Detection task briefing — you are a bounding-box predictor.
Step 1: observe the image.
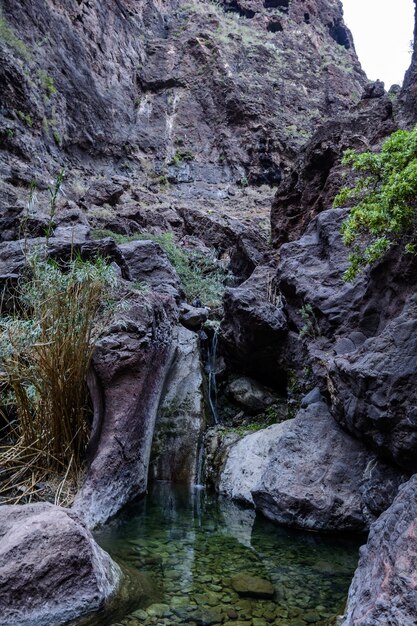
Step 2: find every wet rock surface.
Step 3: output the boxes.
[0,503,121,626]
[342,474,417,626]
[231,574,275,599]
[221,402,407,531]
[150,326,205,485]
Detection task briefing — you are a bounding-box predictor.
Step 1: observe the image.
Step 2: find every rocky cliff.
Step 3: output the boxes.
[0,0,365,229]
[1,1,417,625]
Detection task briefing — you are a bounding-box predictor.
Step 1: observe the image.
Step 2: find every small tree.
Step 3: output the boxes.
[333,126,417,281]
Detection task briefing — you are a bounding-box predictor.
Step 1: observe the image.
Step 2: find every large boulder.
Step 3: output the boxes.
[0,503,121,626]
[119,240,183,301]
[342,474,417,626]
[73,292,177,528]
[328,294,417,474]
[220,402,407,531]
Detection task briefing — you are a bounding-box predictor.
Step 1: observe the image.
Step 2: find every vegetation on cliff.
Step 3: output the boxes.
[334,126,417,280]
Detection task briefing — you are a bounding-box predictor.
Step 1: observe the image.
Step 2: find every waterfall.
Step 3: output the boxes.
[194,432,205,491]
[207,327,220,424]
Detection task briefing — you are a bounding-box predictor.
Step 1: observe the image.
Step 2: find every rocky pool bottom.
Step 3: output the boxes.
[79,484,362,626]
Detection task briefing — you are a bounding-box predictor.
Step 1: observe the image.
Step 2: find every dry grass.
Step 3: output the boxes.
[0,254,116,505]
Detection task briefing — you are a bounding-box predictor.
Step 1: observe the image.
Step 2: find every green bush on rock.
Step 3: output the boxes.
[334,125,417,280]
[92,229,227,307]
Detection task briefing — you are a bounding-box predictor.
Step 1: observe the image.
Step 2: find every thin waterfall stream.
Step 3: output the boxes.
[207,327,220,425]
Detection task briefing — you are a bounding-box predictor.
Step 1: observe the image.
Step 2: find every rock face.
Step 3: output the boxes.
[0,503,121,626]
[220,402,407,531]
[0,0,365,192]
[342,475,417,626]
[73,292,177,528]
[220,265,287,389]
[328,293,417,474]
[150,326,205,485]
[400,0,417,123]
[270,85,396,247]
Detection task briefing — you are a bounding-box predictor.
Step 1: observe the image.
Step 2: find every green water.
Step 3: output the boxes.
[86,483,362,626]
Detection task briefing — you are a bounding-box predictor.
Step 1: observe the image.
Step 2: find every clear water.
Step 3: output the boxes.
[82,483,362,626]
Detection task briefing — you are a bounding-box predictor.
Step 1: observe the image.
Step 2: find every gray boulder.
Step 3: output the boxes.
[342,475,417,626]
[0,503,121,626]
[220,402,407,531]
[119,239,182,300]
[227,376,278,414]
[328,295,417,473]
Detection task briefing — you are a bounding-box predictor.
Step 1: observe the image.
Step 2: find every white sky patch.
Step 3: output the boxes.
[341,0,414,88]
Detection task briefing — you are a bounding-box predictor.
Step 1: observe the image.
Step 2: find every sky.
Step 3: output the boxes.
[341,0,414,87]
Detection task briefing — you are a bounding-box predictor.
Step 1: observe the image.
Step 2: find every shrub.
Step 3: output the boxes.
[0,255,116,504]
[92,229,227,307]
[0,10,31,60]
[334,126,417,280]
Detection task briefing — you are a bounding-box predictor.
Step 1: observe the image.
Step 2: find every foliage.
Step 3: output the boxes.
[0,255,117,504]
[92,229,227,307]
[38,70,57,98]
[0,10,31,60]
[333,126,417,280]
[169,149,194,166]
[298,303,320,339]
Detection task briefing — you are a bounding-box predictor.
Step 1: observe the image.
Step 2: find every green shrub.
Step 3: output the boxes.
[0,255,116,504]
[38,70,57,97]
[92,229,227,307]
[169,149,194,165]
[334,126,417,280]
[0,11,31,60]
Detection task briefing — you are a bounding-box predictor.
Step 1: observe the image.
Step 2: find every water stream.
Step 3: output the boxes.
[82,484,362,626]
[207,328,220,424]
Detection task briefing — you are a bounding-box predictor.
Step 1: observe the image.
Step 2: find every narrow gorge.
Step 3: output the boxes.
[0,1,416,625]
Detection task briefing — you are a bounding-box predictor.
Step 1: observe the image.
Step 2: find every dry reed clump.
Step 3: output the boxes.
[0,254,116,506]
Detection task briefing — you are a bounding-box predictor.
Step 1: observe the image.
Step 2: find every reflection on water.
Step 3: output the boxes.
[80,483,361,626]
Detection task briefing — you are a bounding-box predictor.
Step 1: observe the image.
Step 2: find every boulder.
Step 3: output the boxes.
[230,574,274,599]
[328,294,417,473]
[82,180,124,207]
[180,303,209,330]
[342,475,417,626]
[227,376,277,414]
[73,292,177,527]
[220,402,407,531]
[0,237,130,278]
[119,239,182,301]
[0,503,121,626]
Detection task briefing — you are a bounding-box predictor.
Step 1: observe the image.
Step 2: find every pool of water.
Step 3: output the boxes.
[82,483,362,626]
